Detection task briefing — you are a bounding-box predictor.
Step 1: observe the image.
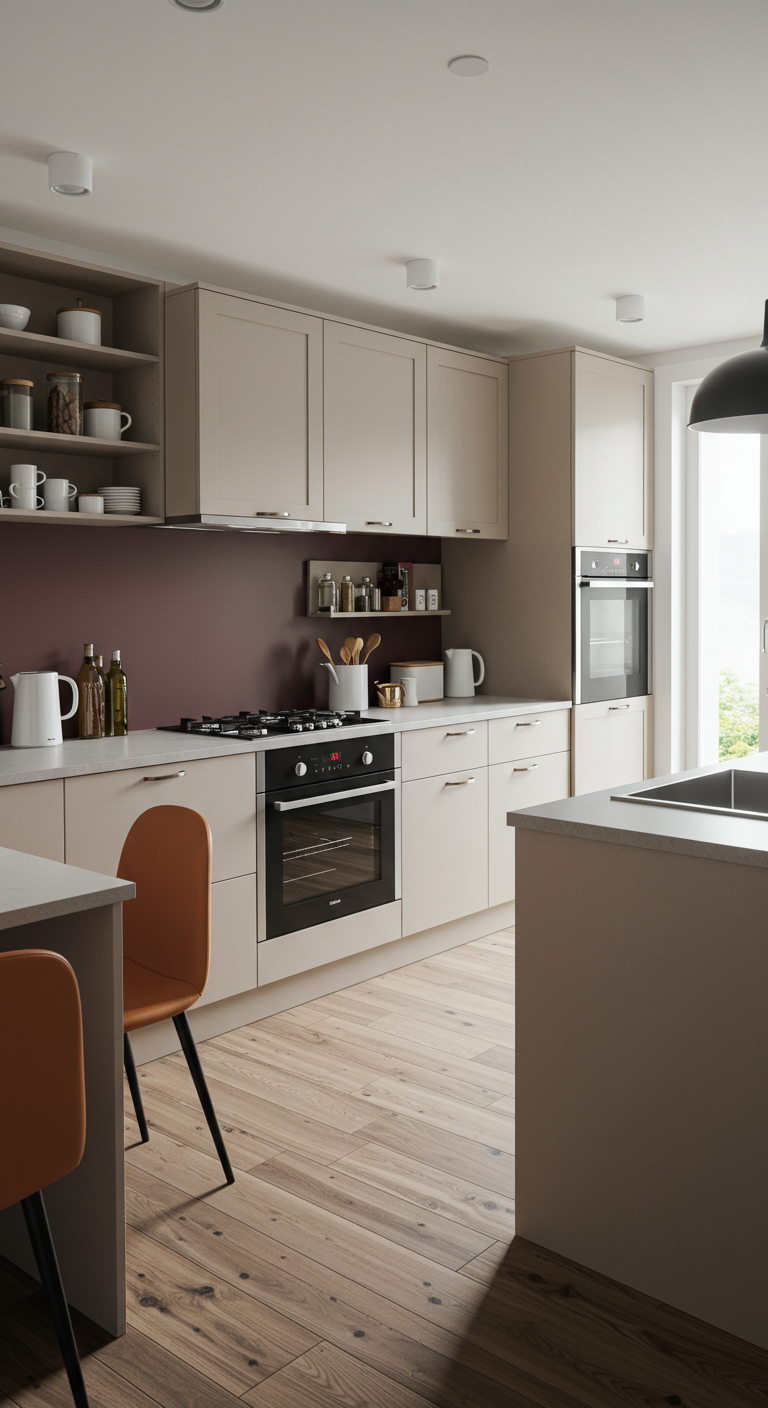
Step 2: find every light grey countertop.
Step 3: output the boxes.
[0,846,134,930]
[0,697,571,786]
[509,752,768,870]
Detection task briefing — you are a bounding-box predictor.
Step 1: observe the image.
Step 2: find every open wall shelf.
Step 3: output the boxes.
[307,559,445,616]
[0,325,159,373]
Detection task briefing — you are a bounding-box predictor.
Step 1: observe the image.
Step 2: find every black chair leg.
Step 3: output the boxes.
[123,1032,149,1143]
[173,1010,234,1184]
[21,1190,90,1408]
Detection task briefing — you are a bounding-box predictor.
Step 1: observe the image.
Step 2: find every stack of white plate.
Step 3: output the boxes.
[96,486,141,516]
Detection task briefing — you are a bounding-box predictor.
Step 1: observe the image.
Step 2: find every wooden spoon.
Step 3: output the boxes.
[361,632,381,664]
[340,645,352,665]
[316,637,334,666]
[344,636,358,659]
[352,637,364,665]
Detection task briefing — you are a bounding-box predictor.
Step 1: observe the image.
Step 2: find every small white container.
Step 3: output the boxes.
[57,304,102,345]
[322,663,369,712]
[414,588,426,611]
[83,402,132,440]
[400,674,419,706]
[389,661,443,701]
[427,588,439,611]
[0,304,30,330]
[78,494,104,514]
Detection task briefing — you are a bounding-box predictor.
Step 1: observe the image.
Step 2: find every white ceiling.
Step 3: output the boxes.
[2,0,767,358]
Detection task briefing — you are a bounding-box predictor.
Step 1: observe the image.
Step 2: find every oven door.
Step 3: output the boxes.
[264,771,397,939]
[575,580,653,704]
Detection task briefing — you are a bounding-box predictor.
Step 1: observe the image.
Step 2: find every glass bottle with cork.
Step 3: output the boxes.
[76,644,104,739]
[107,650,128,736]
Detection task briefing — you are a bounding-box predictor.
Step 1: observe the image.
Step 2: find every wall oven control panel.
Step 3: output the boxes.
[578,549,650,579]
[265,733,395,792]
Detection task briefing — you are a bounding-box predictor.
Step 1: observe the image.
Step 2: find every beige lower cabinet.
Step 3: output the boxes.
[572,696,653,796]
[198,874,258,1007]
[489,751,570,907]
[0,779,64,862]
[401,766,488,937]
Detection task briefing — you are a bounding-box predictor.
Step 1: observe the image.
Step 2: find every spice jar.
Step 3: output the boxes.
[340,575,355,612]
[47,371,83,435]
[317,572,338,613]
[355,577,372,612]
[0,379,33,431]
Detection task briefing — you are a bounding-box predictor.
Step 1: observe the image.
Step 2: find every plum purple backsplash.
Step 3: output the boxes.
[0,524,442,741]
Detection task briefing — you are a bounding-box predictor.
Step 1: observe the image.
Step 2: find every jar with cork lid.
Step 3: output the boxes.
[0,379,33,430]
[47,371,83,435]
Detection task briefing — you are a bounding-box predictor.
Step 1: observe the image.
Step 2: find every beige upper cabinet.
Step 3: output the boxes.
[573,353,653,550]
[426,347,508,539]
[323,322,426,535]
[165,286,323,521]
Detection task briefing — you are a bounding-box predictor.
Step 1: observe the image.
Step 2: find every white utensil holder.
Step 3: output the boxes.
[322,662,369,711]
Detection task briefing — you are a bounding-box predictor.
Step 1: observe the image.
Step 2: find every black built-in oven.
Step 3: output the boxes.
[263,733,397,940]
[574,549,653,704]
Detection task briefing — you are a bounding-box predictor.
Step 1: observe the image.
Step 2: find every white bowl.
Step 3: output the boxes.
[0,304,31,331]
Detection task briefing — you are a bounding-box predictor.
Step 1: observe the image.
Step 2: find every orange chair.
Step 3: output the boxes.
[0,949,89,1408]
[118,805,234,1184]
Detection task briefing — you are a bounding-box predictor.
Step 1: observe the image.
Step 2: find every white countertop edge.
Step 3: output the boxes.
[0,846,135,930]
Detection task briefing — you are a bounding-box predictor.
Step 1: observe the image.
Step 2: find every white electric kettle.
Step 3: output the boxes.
[444,648,485,698]
[10,671,78,748]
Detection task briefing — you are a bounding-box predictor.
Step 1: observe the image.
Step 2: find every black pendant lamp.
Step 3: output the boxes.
[688,300,768,432]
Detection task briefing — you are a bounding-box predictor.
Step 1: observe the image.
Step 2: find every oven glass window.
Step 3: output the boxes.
[589,597,640,680]
[281,797,381,907]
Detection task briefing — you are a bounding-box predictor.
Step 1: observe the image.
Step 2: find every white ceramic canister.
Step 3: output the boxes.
[322,663,369,712]
[83,402,132,440]
[78,494,104,514]
[400,674,419,706]
[57,304,102,345]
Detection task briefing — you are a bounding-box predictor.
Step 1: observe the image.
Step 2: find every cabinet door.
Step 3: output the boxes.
[64,754,256,882]
[489,751,570,907]
[0,780,64,862]
[572,696,653,796]
[401,767,488,936]
[197,290,323,520]
[426,348,508,539]
[573,353,653,550]
[198,874,258,1007]
[323,322,426,534]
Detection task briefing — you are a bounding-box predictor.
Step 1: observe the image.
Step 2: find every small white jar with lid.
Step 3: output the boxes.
[57,302,102,346]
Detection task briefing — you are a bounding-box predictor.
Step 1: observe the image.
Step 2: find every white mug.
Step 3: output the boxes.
[400,674,419,706]
[78,494,105,514]
[43,478,77,513]
[10,464,45,510]
[83,405,132,441]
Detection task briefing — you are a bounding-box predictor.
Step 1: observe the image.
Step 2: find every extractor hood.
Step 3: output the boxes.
[161,514,346,534]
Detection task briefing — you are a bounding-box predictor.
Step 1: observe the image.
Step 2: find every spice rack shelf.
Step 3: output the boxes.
[307,558,444,616]
[0,507,162,527]
[0,427,160,457]
[0,326,158,373]
[309,609,450,618]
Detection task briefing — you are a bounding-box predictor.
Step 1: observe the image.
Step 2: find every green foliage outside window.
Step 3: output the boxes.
[719,668,759,759]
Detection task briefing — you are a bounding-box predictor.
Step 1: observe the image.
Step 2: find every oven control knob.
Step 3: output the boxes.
[294,761,307,777]
[362,750,373,765]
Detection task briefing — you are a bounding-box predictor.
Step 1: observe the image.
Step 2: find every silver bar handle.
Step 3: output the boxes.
[445,777,475,786]
[446,729,476,736]
[143,770,186,781]
[608,705,631,711]
[365,520,393,527]
[455,528,481,534]
[256,511,290,518]
[274,779,396,812]
[579,579,654,589]
[763,620,768,652]
[607,538,629,544]
[515,720,541,727]
[513,764,539,772]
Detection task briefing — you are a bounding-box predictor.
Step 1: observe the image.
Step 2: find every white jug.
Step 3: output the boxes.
[11,671,78,748]
[321,662,369,712]
[444,648,485,698]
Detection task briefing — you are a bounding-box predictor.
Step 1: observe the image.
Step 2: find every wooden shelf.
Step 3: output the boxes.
[0,427,159,457]
[0,508,162,527]
[310,609,450,618]
[0,325,158,373]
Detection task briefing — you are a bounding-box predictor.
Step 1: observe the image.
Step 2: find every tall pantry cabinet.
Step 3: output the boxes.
[443,345,654,795]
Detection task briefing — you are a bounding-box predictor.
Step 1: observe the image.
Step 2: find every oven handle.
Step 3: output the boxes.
[273,780,397,812]
[578,579,654,589]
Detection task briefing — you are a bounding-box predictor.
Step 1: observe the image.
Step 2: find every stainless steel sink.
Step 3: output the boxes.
[614,768,768,820]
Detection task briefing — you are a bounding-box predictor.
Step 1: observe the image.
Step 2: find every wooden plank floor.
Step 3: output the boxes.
[2,927,768,1406]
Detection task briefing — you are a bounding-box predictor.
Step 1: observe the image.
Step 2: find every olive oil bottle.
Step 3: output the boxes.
[107,650,128,736]
[77,644,104,739]
[96,655,110,736]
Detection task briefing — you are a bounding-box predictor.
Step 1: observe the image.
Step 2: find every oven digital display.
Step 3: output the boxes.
[330,751,340,761]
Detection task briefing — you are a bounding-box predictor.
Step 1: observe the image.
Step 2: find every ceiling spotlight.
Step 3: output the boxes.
[168,0,223,9]
[48,152,92,196]
[448,55,489,77]
[616,294,645,323]
[406,259,439,291]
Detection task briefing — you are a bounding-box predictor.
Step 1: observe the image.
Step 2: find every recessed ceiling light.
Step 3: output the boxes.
[448,55,489,78]
[168,0,223,10]
[406,259,439,290]
[615,294,645,323]
[48,152,92,196]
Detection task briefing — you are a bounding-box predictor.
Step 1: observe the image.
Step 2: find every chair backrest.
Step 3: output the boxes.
[0,949,86,1211]
[117,805,212,997]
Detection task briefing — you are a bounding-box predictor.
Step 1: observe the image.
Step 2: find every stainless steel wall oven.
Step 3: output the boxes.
[260,733,398,941]
[574,549,653,704]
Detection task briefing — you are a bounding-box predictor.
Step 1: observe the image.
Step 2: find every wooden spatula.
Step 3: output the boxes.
[352,637,364,665]
[361,632,381,664]
[316,638,334,666]
[340,645,352,665]
[344,636,357,658]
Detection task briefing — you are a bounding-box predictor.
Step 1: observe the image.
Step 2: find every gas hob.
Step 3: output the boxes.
[159,709,369,740]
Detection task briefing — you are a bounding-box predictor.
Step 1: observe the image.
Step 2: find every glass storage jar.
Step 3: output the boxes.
[355,577,372,612]
[47,371,83,435]
[317,572,338,613]
[340,575,355,612]
[0,379,33,430]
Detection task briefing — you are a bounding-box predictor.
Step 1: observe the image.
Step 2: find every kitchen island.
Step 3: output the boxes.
[0,848,134,1337]
[509,754,768,1351]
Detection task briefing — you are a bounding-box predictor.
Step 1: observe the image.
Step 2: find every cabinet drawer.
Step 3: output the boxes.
[489,709,570,765]
[0,779,64,862]
[401,720,488,781]
[65,754,256,883]
[489,751,570,908]
[572,696,652,796]
[401,767,488,936]
[197,873,257,1008]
